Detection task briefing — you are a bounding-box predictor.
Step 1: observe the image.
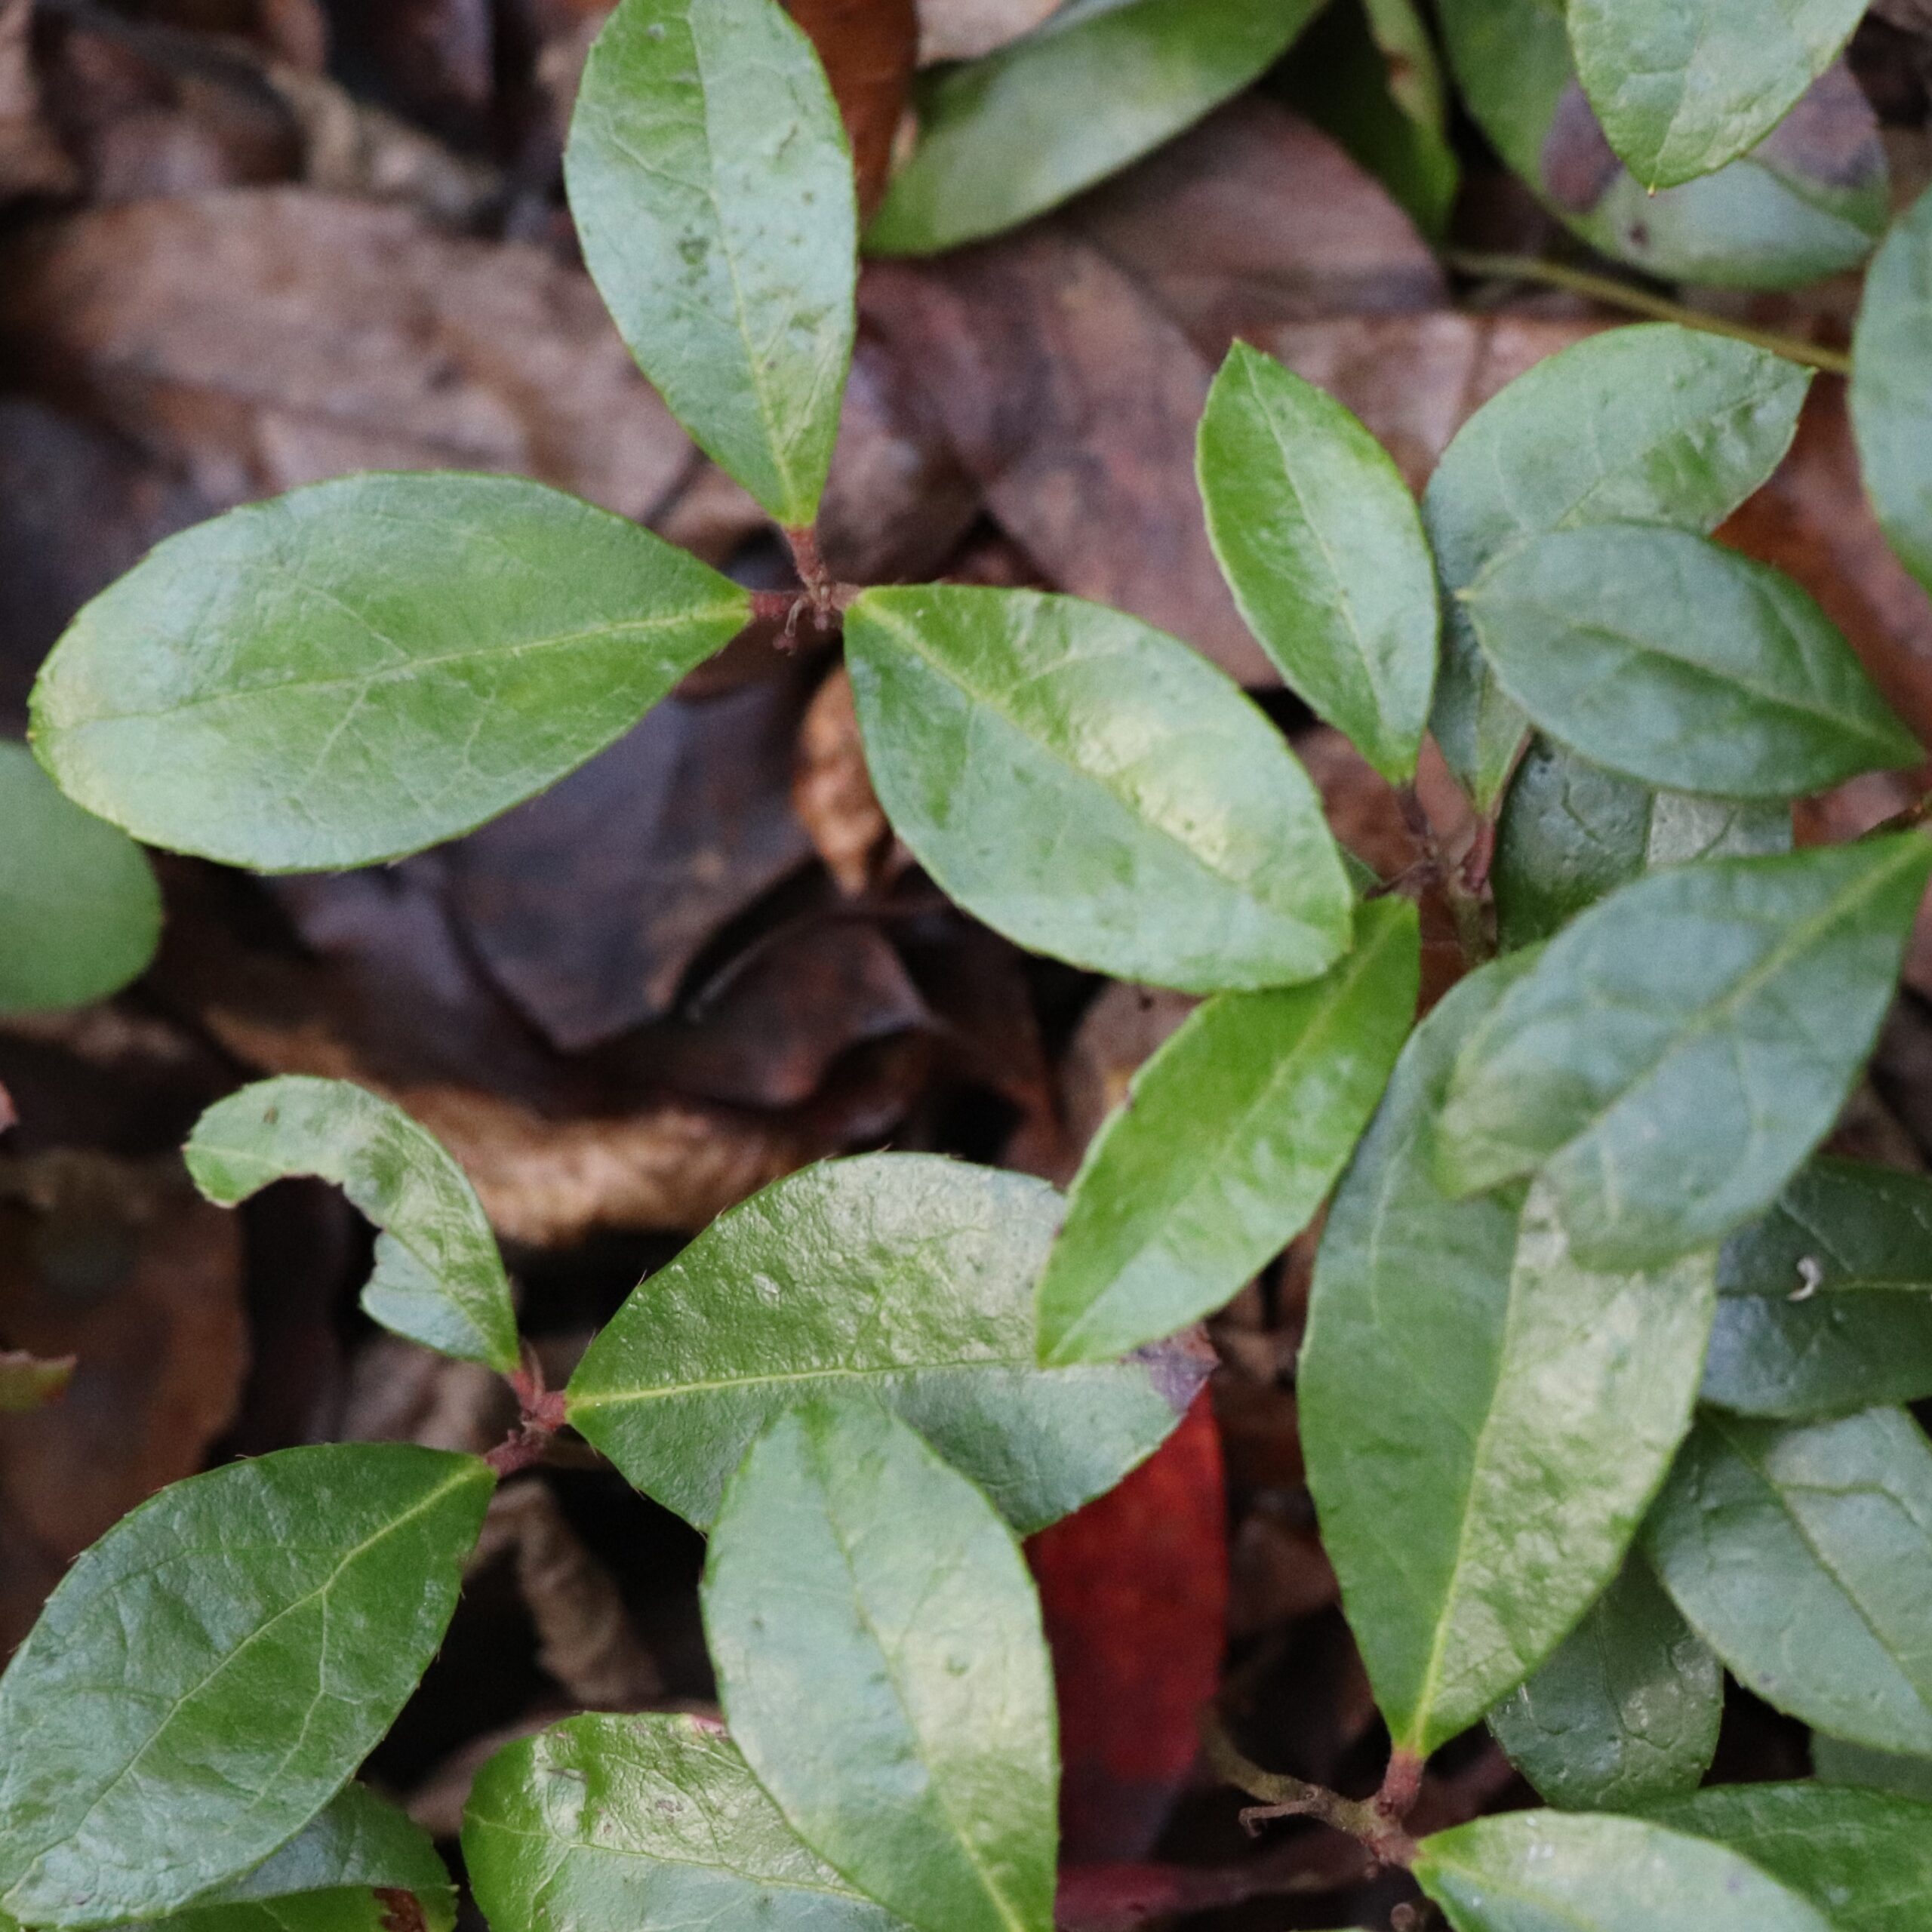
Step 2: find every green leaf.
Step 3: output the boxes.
[1814,1734,1932,1804]
[1415,1810,1833,1932]
[1197,343,1438,783]
[1706,1158,1932,1418]
[703,1400,1056,1932]
[463,1712,903,1932]
[1037,897,1418,1367]
[29,474,749,873]
[844,584,1352,992]
[0,740,159,1014]
[1648,1781,1932,1932]
[567,1152,1192,1533]
[565,0,856,525]
[0,1444,494,1927]
[185,1076,518,1374]
[1487,1554,1722,1812]
[1647,1408,1932,1753]
[866,0,1325,256]
[1435,836,1932,1271]
[1568,0,1866,192]
[1423,325,1811,808]
[1300,957,1718,1757]
[0,1350,75,1413]
[1852,182,1932,595]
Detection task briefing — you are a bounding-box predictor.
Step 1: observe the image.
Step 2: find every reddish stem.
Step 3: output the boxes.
[487,1351,568,1476]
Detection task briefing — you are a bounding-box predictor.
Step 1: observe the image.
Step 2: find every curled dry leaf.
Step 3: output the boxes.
[795,667,891,896]
[786,0,918,217]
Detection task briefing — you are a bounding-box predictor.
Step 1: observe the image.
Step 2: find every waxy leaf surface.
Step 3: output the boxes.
[568,1153,1188,1532]
[844,585,1352,992]
[1436,837,1932,1270]
[186,1076,518,1371]
[1813,1734,1932,1802]
[1648,1408,1932,1753]
[0,1444,493,1926]
[704,1401,1057,1932]
[566,0,857,524]
[29,474,749,872]
[1853,181,1932,594]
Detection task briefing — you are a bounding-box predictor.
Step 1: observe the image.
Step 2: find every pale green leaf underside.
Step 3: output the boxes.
[1852,180,1932,595]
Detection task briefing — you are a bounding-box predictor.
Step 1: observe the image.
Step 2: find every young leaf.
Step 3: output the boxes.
[1414,1810,1832,1932]
[703,1400,1057,1932]
[1299,958,1717,1758]
[1852,182,1932,594]
[0,1349,75,1413]
[1706,1158,1932,1418]
[186,1076,518,1373]
[0,740,159,1014]
[0,1444,494,1927]
[1487,1555,1722,1813]
[843,585,1352,992]
[1423,325,1811,808]
[1197,343,1438,783]
[866,0,1325,256]
[1814,1734,1932,1804]
[567,1153,1192,1533]
[1036,897,1419,1367]
[464,1713,903,1932]
[29,474,749,872]
[565,0,857,525]
[1647,1408,1932,1753]
[1647,1781,1932,1932]
[1435,836,1932,1270]
[1568,0,1866,192]
[1464,525,1918,800]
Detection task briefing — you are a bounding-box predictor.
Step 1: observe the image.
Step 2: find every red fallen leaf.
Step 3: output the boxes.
[1029,1389,1229,1863]
[785,0,917,219]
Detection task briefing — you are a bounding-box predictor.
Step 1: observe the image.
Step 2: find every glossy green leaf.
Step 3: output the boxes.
[464,1712,903,1932]
[1423,325,1811,808]
[1647,1408,1932,1753]
[186,1076,517,1372]
[866,0,1324,256]
[1415,1810,1832,1932]
[0,1350,75,1413]
[29,474,749,872]
[1197,343,1438,782]
[1439,0,1886,291]
[1650,1781,1932,1932]
[704,1400,1056,1932]
[844,584,1352,992]
[568,1153,1191,1533]
[1814,1734,1932,1803]
[1465,525,1917,801]
[1038,897,1417,1367]
[0,740,159,1014]
[1569,0,1866,191]
[1300,957,1717,1757]
[0,1444,494,1927]
[1487,1555,1722,1812]
[1852,182,1932,594]
[1435,836,1932,1270]
[565,0,855,525]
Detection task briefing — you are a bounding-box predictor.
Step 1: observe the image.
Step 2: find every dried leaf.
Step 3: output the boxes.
[915,0,1057,64]
[795,667,890,895]
[787,0,918,217]
[0,0,79,201]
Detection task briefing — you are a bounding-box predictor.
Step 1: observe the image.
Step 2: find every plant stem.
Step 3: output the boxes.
[1204,1720,1419,1868]
[1444,249,1854,377]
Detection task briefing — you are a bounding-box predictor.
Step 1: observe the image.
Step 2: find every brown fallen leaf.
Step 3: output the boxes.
[786,0,918,218]
[915,0,1056,64]
[795,666,890,896]
[0,0,79,202]
[328,0,495,137]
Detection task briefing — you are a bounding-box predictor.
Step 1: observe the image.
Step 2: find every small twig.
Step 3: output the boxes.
[486,1349,570,1478]
[1444,249,1853,376]
[1397,784,1496,965]
[1867,792,1932,836]
[1203,1720,1418,1869]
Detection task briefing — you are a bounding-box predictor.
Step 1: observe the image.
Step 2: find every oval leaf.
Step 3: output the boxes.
[1465,525,1918,801]
[1435,835,1932,1270]
[1569,0,1866,192]
[0,740,159,1014]
[567,1153,1194,1533]
[1648,1407,1932,1753]
[29,474,749,872]
[1814,1734,1932,1802]
[1197,342,1438,783]
[703,1400,1057,1932]
[464,1712,903,1932]
[185,1076,518,1373]
[1424,325,1811,808]
[0,1444,494,1927]
[1037,896,1419,1367]
[1853,181,1932,594]
[1300,957,1717,1756]
[566,0,856,525]
[844,584,1352,992]
[866,0,1324,255]
[1415,1810,1832,1932]
[1487,1555,1722,1813]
